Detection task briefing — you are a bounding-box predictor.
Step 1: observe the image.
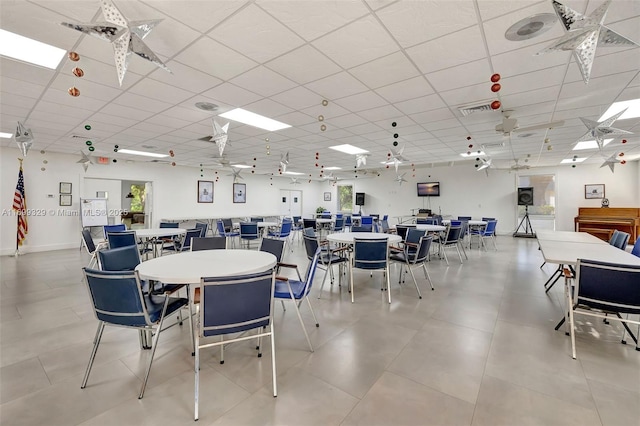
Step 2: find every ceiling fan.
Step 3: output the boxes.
[495,111,565,136]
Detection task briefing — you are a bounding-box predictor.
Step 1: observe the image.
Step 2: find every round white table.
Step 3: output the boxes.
[442,219,487,226]
[136,249,277,284]
[136,228,187,238]
[415,224,446,232]
[327,232,402,245]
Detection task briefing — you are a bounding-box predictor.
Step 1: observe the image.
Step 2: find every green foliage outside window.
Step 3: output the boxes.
[130,184,145,211]
[338,185,353,212]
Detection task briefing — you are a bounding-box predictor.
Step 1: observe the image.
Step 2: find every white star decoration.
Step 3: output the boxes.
[576,108,632,150]
[355,154,369,168]
[61,0,171,86]
[15,121,34,157]
[538,0,639,84]
[394,173,407,186]
[477,157,492,176]
[211,120,229,157]
[600,152,621,173]
[389,146,408,173]
[228,167,243,182]
[77,151,94,172]
[290,177,300,185]
[279,152,289,173]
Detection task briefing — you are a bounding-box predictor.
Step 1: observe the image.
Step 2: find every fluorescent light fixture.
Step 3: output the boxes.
[117,149,169,158]
[219,108,290,131]
[380,160,401,165]
[561,157,586,164]
[231,164,252,169]
[329,144,369,155]
[0,132,13,139]
[284,171,304,175]
[460,151,485,157]
[0,29,66,69]
[573,138,613,150]
[323,166,342,170]
[598,98,640,121]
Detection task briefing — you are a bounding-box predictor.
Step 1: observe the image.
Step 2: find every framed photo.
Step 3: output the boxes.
[324,192,331,201]
[233,183,246,203]
[96,191,108,199]
[585,184,605,199]
[59,182,72,194]
[59,194,72,206]
[198,180,214,203]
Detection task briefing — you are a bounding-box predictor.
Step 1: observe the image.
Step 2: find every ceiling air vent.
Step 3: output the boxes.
[458,102,495,117]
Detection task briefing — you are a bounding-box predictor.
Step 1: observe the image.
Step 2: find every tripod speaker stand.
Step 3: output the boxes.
[513,205,536,238]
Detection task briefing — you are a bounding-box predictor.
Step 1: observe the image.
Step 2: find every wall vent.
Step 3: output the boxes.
[457,102,495,117]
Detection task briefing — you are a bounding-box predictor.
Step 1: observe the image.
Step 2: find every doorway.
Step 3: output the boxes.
[280,190,302,218]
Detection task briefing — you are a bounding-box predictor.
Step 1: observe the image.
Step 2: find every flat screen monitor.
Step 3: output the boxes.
[417,182,440,197]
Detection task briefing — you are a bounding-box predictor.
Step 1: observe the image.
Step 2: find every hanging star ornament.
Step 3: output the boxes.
[279,152,289,173]
[211,120,230,157]
[576,108,632,149]
[14,121,34,157]
[600,151,621,173]
[228,167,243,182]
[61,0,171,86]
[290,177,301,185]
[355,154,369,168]
[389,146,408,173]
[477,157,492,176]
[77,151,94,172]
[394,173,407,186]
[537,0,639,84]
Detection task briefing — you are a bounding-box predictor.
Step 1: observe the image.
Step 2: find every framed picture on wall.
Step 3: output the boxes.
[324,192,331,201]
[233,183,246,203]
[59,194,72,206]
[59,182,72,194]
[585,184,605,199]
[198,180,214,203]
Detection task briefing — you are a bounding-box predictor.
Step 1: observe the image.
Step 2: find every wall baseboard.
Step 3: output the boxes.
[1,242,81,257]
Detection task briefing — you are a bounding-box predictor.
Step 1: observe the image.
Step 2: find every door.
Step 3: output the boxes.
[280,190,302,218]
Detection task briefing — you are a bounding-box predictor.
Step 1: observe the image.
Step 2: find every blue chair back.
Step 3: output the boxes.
[216,220,227,236]
[344,216,352,227]
[360,216,373,226]
[222,218,234,232]
[575,259,640,315]
[82,229,97,254]
[351,225,372,232]
[199,270,275,337]
[406,228,426,245]
[181,229,202,251]
[302,234,319,260]
[353,238,388,270]
[483,220,497,236]
[333,218,345,232]
[260,238,285,263]
[382,215,388,221]
[107,231,137,249]
[103,224,126,238]
[396,225,410,241]
[303,227,316,238]
[458,216,472,221]
[98,245,141,271]
[481,217,495,221]
[425,218,438,225]
[194,222,208,237]
[413,236,433,263]
[631,238,640,257]
[250,217,264,223]
[609,230,620,245]
[191,237,226,251]
[416,218,429,224]
[450,220,462,227]
[240,222,259,240]
[303,219,317,230]
[380,219,390,233]
[612,231,630,250]
[276,220,292,238]
[336,213,343,219]
[321,212,331,219]
[160,222,179,228]
[445,226,463,243]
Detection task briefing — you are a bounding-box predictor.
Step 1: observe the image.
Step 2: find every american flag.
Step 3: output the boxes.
[13,166,28,246]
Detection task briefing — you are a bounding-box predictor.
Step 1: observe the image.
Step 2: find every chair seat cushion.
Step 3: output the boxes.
[320,253,347,264]
[389,252,408,262]
[144,294,188,323]
[274,279,305,299]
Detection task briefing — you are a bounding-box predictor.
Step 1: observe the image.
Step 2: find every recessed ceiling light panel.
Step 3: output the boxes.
[117,149,169,158]
[219,108,290,131]
[0,29,66,69]
[573,139,613,150]
[598,98,640,121]
[0,132,13,139]
[329,144,369,155]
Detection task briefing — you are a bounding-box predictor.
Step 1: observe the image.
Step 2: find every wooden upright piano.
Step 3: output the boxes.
[574,207,640,244]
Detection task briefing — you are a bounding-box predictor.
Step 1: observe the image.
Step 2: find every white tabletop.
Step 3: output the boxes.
[327,232,402,245]
[536,230,604,244]
[538,240,640,266]
[415,224,447,232]
[316,218,333,224]
[256,221,279,228]
[442,219,487,226]
[135,228,187,238]
[135,249,277,284]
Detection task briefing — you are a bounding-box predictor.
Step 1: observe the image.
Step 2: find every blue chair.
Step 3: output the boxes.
[240,222,260,249]
[163,228,201,254]
[274,247,322,352]
[321,212,331,219]
[155,222,180,253]
[350,237,391,303]
[568,259,640,359]
[195,270,276,420]
[303,218,317,233]
[360,216,373,227]
[440,226,464,265]
[611,231,630,250]
[82,229,106,269]
[291,216,303,242]
[389,235,434,298]
[81,268,189,399]
[416,218,429,224]
[98,245,141,272]
[216,220,239,248]
[191,236,226,251]
[303,234,348,297]
[425,218,438,225]
[631,238,640,257]
[103,224,126,239]
[106,230,137,249]
[609,230,620,246]
[267,220,293,252]
[250,217,264,222]
[351,225,372,232]
[194,222,208,237]
[380,219,392,233]
[458,216,472,221]
[470,220,497,251]
[332,217,345,233]
[481,217,495,221]
[344,215,352,231]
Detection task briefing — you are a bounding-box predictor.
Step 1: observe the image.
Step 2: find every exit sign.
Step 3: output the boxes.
[97,156,110,164]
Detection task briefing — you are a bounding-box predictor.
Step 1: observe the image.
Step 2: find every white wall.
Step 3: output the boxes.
[1,146,638,254]
[0,147,325,254]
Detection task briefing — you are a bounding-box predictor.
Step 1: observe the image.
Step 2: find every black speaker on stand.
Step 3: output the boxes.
[355,192,365,214]
[514,187,536,238]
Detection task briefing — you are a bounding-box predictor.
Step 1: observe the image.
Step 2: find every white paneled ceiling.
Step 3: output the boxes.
[1,0,639,177]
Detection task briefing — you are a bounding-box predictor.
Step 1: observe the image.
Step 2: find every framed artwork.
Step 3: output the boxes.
[96,191,108,199]
[233,183,246,203]
[585,184,605,199]
[59,194,72,206]
[198,180,214,203]
[324,192,331,201]
[59,182,72,194]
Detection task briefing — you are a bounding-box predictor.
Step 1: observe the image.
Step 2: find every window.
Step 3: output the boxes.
[518,174,555,216]
[338,185,353,212]
[129,184,145,211]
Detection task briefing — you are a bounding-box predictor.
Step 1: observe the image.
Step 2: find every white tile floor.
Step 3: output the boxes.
[1,236,639,425]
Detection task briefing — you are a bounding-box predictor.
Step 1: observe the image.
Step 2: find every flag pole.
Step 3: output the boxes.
[15,158,23,257]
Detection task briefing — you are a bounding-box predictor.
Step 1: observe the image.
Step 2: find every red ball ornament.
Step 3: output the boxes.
[621,160,627,165]
[171,162,176,166]
[251,170,255,173]
[621,139,627,144]
[72,67,84,77]
[315,152,319,156]
[491,73,500,82]
[68,51,80,61]
[68,87,80,97]
[491,100,501,110]
[315,163,319,167]
[386,165,389,169]
[466,136,471,141]
[468,144,473,149]
[491,83,501,92]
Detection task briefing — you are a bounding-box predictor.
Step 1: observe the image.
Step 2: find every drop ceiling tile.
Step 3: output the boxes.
[407,25,487,74]
[409,108,456,125]
[208,4,305,63]
[271,86,324,111]
[143,0,247,33]
[438,82,492,108]
[173,37,257,81]
[425,59,492,93]
[266,45,342,85]
[230,66,298,97]
[112,93,174,114]
[305,71,369,100]
[200,83,262,108]
[377,0,477,48]
[242,98,294,119]
[350,52,420,89]
[313,15,399,69]
[300,102,350,121]
[128,78,195,104]
[334,91,388,112]
[395,93,448,115]
[100,102,156,122]
[148,60,223,94]
[492,41,572,78]
[375,76,435,104]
